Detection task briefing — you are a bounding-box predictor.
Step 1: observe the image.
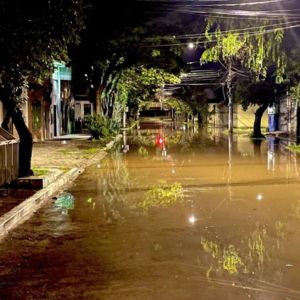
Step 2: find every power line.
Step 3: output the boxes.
[142,21,300,47]
[145,20,299,40]
[182,0,290,7]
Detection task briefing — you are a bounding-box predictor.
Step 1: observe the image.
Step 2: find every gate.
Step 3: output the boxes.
[0,128,19,187]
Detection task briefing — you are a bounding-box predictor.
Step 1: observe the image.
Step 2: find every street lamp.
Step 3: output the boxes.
[188,42,195,49]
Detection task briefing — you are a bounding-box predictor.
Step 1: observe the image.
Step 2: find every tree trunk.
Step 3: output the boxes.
[185,113,189,123]
[198,112,203,128]
[171,109,175,121]
[2,99,33,177]
[253,103,268,138]
[95,86,104,115]
[1,112,10,131]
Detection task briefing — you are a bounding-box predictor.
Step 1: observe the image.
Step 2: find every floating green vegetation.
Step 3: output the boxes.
[138,146,149,157]
[32,168,49,176]
[139,182,184,210]
[201,237,246,276]
[287,145,300,153]
[201,222,286,280]
[223,245,244,275]
[201,238,219,259]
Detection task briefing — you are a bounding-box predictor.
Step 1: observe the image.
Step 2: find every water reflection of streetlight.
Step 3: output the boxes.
[188,214,197,225]
[256,193,264,201]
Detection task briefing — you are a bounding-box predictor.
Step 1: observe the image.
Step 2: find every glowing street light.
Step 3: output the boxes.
[188,42,195,49]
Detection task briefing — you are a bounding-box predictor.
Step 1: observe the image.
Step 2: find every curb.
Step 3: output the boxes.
[0,134,122,242]
[0,168,82,241]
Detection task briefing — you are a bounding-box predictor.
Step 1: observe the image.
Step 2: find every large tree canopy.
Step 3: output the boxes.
[70,0,207,120]
[0,0,87,176]
[201,17,287,135]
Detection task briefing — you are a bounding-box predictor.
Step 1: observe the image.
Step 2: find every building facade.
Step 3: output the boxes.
[51,62,73,138]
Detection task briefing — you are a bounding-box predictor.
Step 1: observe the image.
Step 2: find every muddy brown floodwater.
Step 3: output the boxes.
[1,124,300,300]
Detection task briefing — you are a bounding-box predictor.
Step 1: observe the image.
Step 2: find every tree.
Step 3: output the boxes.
[115,66,180,120]
[70,0,207,124]
[201,18,287,136]
[236,79,278,137]
[165,97,193,121]
[72,30,184,123]
[0,0,87,176]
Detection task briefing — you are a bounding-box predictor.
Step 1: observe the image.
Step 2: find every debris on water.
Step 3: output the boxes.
[285,264,294,267]
[55,192,74,211]
[153,243,162,251]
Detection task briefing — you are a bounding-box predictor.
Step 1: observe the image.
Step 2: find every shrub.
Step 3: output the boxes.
[85,115,119,139]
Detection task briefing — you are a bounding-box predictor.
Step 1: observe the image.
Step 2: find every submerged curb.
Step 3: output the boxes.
[0,168,82,241]
[0,134,122,242]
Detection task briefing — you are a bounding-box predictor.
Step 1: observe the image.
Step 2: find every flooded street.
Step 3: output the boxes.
[1,123,300,299]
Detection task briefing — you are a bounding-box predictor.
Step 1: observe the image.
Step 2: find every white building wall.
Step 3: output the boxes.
[279,95,297,134]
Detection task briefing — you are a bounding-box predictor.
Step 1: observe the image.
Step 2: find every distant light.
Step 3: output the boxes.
[188,215,197,224]
[188,42,195,49]
[172,169,175,174]
[256,193,264,201]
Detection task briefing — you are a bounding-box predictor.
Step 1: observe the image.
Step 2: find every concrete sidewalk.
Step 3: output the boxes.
[0,135,121,241]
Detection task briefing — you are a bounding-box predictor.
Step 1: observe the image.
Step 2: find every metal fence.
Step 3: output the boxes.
[0,128,19,187]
